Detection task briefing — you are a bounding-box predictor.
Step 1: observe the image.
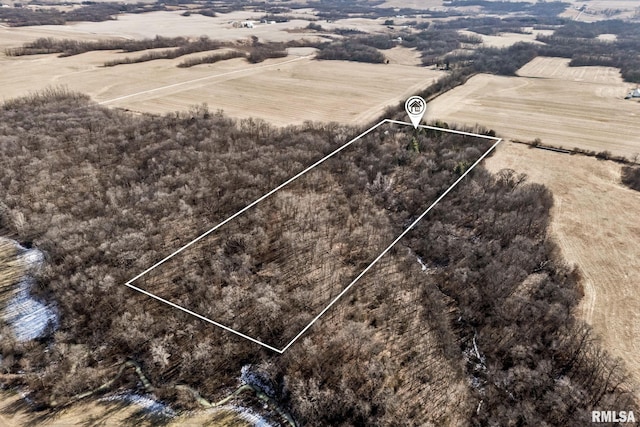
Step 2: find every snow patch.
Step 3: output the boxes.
[416,256,427,271]
[100,392,176,418]
[220,404,274,427]
[18,248,44,271]
[241,365,275,397]
[1,245,56,341]
[4,279,57,342]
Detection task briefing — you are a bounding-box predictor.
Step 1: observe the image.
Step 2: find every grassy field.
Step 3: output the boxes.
[97,55,443,125]
[459,28,551,48]
[485,141,640,395]
[0,13,444,125]
[1,45,443,125]
[561,0,640,21]
[0,392,255,426]
[429,57,640,159]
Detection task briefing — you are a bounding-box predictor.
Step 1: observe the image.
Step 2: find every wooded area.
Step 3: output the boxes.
[0,89,636,425]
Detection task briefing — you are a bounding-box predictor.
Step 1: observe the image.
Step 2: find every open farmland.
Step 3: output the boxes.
[97,56,443,124]
[376,0,443,8]
[1,43,443,125]
[0,10,326,49]
[428,57,640,159]
[12,11,315,42]
[562,0,640,21]
[0,391,256,426]
[485,141,640,394]
[458,29,551,48]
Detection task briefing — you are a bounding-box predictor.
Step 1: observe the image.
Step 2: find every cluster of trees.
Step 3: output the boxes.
[411,18,640,83]
[404,165,636,425]
[316,40,386,63]
[5,35,190,57]
[0,0,445,27]
[0,89,637,425]
[8,35,289,68]
[405,15,639,83]
[444,0,569,17]
[101,36,229,67]
[621,166,640,191]
[423,16,555,35]
[183,7,217,18]
[400,29,482,66]
[0,2,163,26]
[246,41,289,64]
[536,21,640,82]
[352,34,399,50]
[443,42,539,75]
[177,50,246,68]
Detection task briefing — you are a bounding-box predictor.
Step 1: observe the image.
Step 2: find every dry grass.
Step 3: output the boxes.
[485,141,640,396]
[376,0,443,8]
[59,11,314,42]
[459,29,550,48]
[1,41,444,125]
[561,0,639,21]
[98,57,443,125]
[0,392,253,427]
[428,57,640,159]
[0,10,322,49]
[383,45,422,66]
[0,239,23,290]
[0,10,447,125]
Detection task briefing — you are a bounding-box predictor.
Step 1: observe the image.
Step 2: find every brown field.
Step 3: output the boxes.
[428,57,640,159]
[485,142,640,395]
[49,11,314,42]
[376,0,443,8]
[0,392,255,426]
[97,55,442,125]
[1,36,444,125]
[383,45,422,66]
[562,0,640,21]
[459,29,551,48]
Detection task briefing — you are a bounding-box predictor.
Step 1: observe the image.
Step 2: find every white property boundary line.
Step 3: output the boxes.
[124,119,502,354]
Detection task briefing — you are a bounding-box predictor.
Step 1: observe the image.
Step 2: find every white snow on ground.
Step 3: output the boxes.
[101,392,177,418]
[416,256,427,271]
[221,404,274,427]
[17,248,44,271]
[100,393,273,426]
[241,364,275,396]
[1,244,57,342]
[3,279,57,342]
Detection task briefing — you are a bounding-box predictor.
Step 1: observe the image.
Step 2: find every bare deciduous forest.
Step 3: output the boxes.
[622,166,640,191]
[0,89,637,425]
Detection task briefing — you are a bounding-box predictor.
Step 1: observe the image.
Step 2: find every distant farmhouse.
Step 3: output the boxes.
[230,21,255,28]
[625,88,640,99]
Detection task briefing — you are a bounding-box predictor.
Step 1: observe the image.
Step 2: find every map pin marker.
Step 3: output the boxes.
[405,96,426,129]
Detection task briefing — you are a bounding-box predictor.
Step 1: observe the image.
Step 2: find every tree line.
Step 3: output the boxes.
[0,2,164,26]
